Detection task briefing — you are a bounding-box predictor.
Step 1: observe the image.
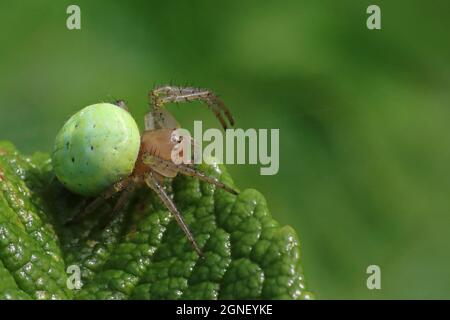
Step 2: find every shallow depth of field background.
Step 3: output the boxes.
[1,0,450,299]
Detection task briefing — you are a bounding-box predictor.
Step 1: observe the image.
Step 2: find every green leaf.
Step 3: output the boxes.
[0,141,312,300]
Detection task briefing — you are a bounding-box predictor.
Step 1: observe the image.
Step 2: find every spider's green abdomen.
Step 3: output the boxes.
[52,103,140,196]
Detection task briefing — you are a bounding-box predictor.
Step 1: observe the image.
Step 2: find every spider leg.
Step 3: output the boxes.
[145,108,180,130]
[113,99,129,111]
[177,163,239,195]
[149,86,235,130]
[65,177,131,225]
[96,182,136,230]
[143,154,238,195]
[144,171,203,256]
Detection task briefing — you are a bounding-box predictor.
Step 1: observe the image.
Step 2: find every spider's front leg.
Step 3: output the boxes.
[149,85,235,130]
[143,154,238,195]
[142,154,238,255]
[144,171,203,256]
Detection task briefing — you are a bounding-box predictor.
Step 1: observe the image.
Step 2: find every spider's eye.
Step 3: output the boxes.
[170,132,182,143]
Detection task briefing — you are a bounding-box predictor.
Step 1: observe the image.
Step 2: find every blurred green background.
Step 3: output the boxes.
[1,0,450,299]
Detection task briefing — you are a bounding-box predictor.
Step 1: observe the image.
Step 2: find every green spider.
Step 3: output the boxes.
[52,86,238,255]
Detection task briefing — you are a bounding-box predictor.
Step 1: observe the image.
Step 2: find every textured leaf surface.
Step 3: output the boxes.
[0,141,312,300]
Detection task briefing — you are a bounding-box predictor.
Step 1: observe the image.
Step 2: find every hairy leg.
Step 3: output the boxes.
[65,177,132,225]
[145,108,180,130]
[144,170,203,256]
[149,85,235,130]
[114,100,129,111]
[143,154,238,195]
[96,182,136,230]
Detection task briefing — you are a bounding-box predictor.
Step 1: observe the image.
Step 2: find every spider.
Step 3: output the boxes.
[53,86,238,256]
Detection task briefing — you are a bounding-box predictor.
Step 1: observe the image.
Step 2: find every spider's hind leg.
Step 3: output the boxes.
[65,177,131,226]
[96,182,136,230]
[114,99,129,111]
